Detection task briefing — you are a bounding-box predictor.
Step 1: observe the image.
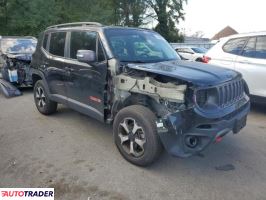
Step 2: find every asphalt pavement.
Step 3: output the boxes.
[0,89,266,200]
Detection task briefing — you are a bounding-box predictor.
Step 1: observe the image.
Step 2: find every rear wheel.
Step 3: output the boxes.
[34,80,57,115]
[113,105,163,166]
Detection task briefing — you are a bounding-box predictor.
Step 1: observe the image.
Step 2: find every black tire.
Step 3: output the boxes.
[34,80,57,115]
[113,105,163,166]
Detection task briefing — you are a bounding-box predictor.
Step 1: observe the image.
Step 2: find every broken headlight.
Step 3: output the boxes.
[196,88,219,109]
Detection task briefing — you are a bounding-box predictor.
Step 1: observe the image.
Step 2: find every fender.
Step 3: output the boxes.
[31,68,51,97]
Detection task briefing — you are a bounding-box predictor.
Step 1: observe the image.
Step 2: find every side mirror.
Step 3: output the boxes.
[77,50,96,63]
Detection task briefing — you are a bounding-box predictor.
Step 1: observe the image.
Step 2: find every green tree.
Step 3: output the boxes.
[0,0,115,36]
[112,0,147,27]
[0,0,187,41]
[53,0,114,24]
[146,0,187,42]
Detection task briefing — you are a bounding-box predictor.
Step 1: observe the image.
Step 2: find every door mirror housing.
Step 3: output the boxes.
[77,50,96,63]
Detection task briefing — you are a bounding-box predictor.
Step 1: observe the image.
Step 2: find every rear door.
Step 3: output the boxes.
[64,30,108,121]
[235,36,266,97]
[45,32,68,100]
[218,37,248,69]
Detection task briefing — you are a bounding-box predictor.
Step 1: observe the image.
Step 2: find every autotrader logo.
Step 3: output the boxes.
[0,188,54,200]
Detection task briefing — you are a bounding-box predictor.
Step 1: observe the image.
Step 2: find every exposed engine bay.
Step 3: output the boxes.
[113,71,190,118]
[108,60,193,120]
[0,37,37,97]
[115,74,187,103]
[2,54,33,85]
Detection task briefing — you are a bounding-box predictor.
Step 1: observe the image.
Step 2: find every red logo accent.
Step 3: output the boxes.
[89,96,101,103]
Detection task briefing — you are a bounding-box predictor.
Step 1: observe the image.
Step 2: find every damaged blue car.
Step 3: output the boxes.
[0,36,37,97]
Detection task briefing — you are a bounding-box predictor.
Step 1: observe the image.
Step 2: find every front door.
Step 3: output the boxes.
[64,31,108,121]
[210,37,248,70]
[45,32,68,100]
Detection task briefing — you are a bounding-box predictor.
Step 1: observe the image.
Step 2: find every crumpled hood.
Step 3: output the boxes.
[127,60,240,86]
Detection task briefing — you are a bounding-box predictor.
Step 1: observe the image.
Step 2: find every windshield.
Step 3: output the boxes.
[191,47,207,54]
[104,29,180,63]
[0,38,37,54]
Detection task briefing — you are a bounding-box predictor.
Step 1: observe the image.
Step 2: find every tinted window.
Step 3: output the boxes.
[255,36,266,59]
[42,33,49,50]
[223,37,248,55]
[49,32,66,57]
[97,39,105,62]
[70,31,96,59]
[242,37,256,58]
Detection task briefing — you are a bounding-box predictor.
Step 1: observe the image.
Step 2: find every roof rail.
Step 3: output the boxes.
[47,22,102,29]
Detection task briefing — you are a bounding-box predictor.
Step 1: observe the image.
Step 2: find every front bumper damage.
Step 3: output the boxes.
[157,98,250,158]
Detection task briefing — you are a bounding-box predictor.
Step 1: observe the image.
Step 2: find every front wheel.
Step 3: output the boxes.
[34,80,57,115]
[113,105,163,166]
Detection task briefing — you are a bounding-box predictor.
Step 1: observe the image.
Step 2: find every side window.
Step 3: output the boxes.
[242,37,256,58]
[42,33,49,50]
[97,39,106,62]
[49,32,66,57]
[254,36,266,59]
[223,37,248,55]
[70,31,96,59]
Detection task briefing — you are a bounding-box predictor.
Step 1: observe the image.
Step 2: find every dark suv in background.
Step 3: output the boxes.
[31,22,250,166]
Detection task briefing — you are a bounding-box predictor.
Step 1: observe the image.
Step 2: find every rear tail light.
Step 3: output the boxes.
[202,56,211,63]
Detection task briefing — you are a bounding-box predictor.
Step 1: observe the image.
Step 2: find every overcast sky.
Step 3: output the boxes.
[178,0,266,38]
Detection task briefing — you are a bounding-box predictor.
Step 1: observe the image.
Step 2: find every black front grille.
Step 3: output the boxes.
[218,78,244,107]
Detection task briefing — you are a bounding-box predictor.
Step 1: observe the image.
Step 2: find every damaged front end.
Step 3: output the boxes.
[0,37,37,97]
[109,59,250,158]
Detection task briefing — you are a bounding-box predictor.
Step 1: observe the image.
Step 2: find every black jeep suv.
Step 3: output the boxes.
[31,22,250,166]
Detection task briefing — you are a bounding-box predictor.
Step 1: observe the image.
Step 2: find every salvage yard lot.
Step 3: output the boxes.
[0,90,266,200]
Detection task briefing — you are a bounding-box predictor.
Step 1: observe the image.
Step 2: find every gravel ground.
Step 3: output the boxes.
[0,89,266,200]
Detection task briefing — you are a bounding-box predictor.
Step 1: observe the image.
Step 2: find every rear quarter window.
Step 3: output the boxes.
[223,37,248,55]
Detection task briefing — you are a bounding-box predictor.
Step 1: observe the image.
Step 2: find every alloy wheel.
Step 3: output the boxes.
[36,86,46,108]
[118,118,146,157]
